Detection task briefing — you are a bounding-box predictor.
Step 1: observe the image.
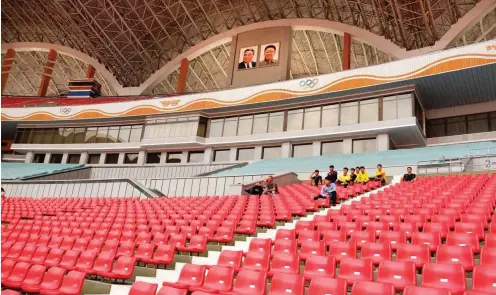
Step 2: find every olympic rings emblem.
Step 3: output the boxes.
[60,108,72,115]
[299,78,319,89]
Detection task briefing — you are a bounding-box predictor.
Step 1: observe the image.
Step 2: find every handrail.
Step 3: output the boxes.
[468,147,496,157]
[417,153,496,175]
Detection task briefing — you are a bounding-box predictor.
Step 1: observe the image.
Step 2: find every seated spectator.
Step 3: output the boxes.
[1,187,4,199]
[356,166,369,183]
[349,168,357,185]
[264,176,279,195]
[337,167,351,187]
[374,164,387,185]
[245,182,264,196]
[309,170,323,187]
[402,167,417,182]
[325,165,338,184]
[313,179,337,206]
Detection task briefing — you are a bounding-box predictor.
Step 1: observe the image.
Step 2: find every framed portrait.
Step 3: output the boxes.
[238,46,258,70]
[259,42,280,67]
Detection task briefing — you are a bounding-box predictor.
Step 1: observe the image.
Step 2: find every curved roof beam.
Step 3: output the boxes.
[404,0,496,58]
[1,42,121,93]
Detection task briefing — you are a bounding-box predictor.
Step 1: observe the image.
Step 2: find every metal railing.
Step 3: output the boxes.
[468,147,496,157]
[417,154,496,175]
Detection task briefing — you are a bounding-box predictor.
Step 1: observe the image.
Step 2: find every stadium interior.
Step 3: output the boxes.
[1,0,496,294]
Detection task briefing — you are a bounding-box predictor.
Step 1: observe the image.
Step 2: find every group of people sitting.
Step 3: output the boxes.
[312,165,417,207]
[244,176,279,196]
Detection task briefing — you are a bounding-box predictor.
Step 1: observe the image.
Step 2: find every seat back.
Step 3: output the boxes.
[59,271,86,293]
[307,277,347,295]
[269,273,305,295]
[202,265,235,292]
[232,269,267,294]
[217,250,243,268]
[351,281,395,295]
[40,267,66,290]
[177,264,206,287]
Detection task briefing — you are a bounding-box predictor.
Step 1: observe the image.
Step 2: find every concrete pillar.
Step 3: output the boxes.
[1,49,16,93]
[44,153,51,164]
[137,151,146,165]
[160,152,167,164]
[181,151,188,163]
[38,49,57,96]
[61,153,69,164]
[80,152,89,165]
[254,146,263,161]
[25,151,34,163]
[343,33,351,70]
[177,58,189,93]
[229,148,237,162]
[99,153,106,165]
[343,138,353,154]
[377,133,390,151]
[312,141,321,156]
[281,142,291,158]
[117,153,125,164]
[203,148,213,163]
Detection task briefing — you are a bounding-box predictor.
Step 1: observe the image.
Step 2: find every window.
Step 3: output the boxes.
[340,101,358,125]
[446,116,466,136]
[33,153,45,163]
[321,141,343,155]
[491,112,496,131]
[383,94,413,120]
[30,129,44,144]
[397,94,413,118]
[85,127,97,143]
[95,127,108,143]
[253,114,269,134]
[67,154,81,164]
[427,118,446,137]
[146,152,161,164]
[87,154,100,164]
[73,128,86,143]
[237,115,253,136]
[188,151,204,163]
[42,129,54,144]
[166,152,182,163]
[213,149,230,162]
[237,148,255,161]
[118,126,131,142]
[209,119,224,137]
[352,138,376,153]
[287,109,303,131]
[105,153,119,164]
[467,114,489,134]
[268,112,284,133]
[20,129,31,144]
[223,117,238,136]
[107,127,119,143]
[52,128,64,144]
[359,99,379,123]
[262,146,282,159]
[292,144,313,158]
[63,128,75,144]
[124,153,139,164]
[49,154,63,164]
[304,107,321,129]
[129,125,143,142]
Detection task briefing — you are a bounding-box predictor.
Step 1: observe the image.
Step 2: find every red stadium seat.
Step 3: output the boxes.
[299,240,326,261]
[37,267,66,294]
[75,250,97,273]
[2,261,31,288]
[100,256,136,280]
[421,263,466,295]
[322,230,347,244]
[59,250,80,269]
[129,281,158,295]
[481,247,496,265]
[157,286,188,295]
[471,265,496,294]
[396,243,430,269]
[6,243,24,260]
[360,243,391,265]
[273,239,297,256]
[349,231,376,248]
[180,235,207,253]
[31,246,50,264]
[215,250,243,269]
[393,222,418,239]
[268,273,305,295]
[295,220,315,236]
[151,244,175,265]
[268,253,300,276]
[190,265,235,293]
[247,238,272,254]
[135,243,155,263]
[45,248,65,267]
[41,270,86,295]
[1,290,21,295]
[351,281,395,295]
[297,230,320,246]
[377,260,416,291]
[412,232,441,253]
[219,269,267,295]
[436,245,475,271]
[403,286,451,295]
[379,231,407,251]
[307,277,347,295]
[446,232,480,253]
[210,227,234,243]
[303,255,336,281]
[423,222,450,239]
[72,238,89,252]
[455,222,484,240]
[21,264,47,293]
[275,229,296,241]
[17,244,36,262]
[163,264,206,289]
[328,241,357,262]
[337,258,374,285]
[91,252,115,275]
[242,251,270,272]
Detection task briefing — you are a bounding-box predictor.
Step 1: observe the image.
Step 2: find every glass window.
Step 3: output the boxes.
[41,129,54,144]
[105,153,119,164]
[95,127,108,143]
[491,112,496,131]
[20,129,31,144]
[87,154,100,164]
[146,152,161,164]
[340,102,358,125]
[52,128,64,144]
[446,116,466,136]
[50,154,63,163]
[268,112,284,133]
[237,115,253,136]
[118,126,131,142]
[304,107,321,129]
[107,127,119,143]
[213,149,230,162]
[85,127,97,143]
[166,152,182,163]
[467,113,489,134]
[262,146,282,159]
[287,109,303,131]
[30,130,44,144]
[188,151,204,163]
[397,94,413,118]
[223,117,238,137]
[359,99,379,123]
[353,138,376,153]
[237,148,255,161]
[427,118,446,137]
[197,120,207,137]
[383,96,398,121]
[124,153,139,164]
[73,128,86,143]
[63,128,75,144]
[321,141,343,155]
[67,154,81,164]
[292,144,313,158]
[253,114,268,134]
[209,119,224,138]
[129,125,142,142]
[33,153,45,163]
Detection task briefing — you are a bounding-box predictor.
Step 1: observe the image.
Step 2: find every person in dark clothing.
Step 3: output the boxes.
[245,182,265,196]
[264,176,279,195]
[309,170,323,187]
[402,167,417,182]
[349,168,357,185]
[1,187,5,199]
[325,165,338,183]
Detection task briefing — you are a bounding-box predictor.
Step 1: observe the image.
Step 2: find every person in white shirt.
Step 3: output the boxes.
[313,179,337,206]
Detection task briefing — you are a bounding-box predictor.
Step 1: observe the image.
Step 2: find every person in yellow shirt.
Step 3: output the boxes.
[337,167,351,187]
[374,164,386,185]
[356,166,369,183]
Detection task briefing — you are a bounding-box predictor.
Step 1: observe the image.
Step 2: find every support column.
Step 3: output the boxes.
[137,151,146,165]
[1,49,16,93]
[254,146,263,161]
[176,58,189,93]
[117,153,125,164]
[343,33,351,70]
[377,133,390,151]
[61,153,69,164]
[181,151,188,163]
[80,152,89,165]
[343,138,353,154]
[44,153,52,164]
[312,141,321,156]
[229,148,237,162]
[38,49,57,96]
[99,153,107,165]
[160,152,167,164]
[203,148,213,164]
[25,151,34,163]
[281,142,291,158]
[86,64,96,79]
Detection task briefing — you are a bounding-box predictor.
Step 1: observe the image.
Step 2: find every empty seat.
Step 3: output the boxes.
[396,243,431,269]
[242,251,270,272]
[74,250,97,273]
[446,232,480,253]
[91,252,115,275]
[2,261,31,288]
[328,241,357,262]
[275,229,296,241]
[219,269,267,295]
[41,270,86,295]
[99,256,136,280]
[273,239,297,256]
[31,246,50,264]
[323,230,347,244]
[455,222,484,240]
[351,281,395,295]
[6,243,24,260]
[17,244,37,262]
[379,231,407,251]
[157,286,188,295]
[349,231,376,248]
[360,243,391,266]
[297,230,320,246]
[1,290,21,295]
[412,232,441,253]
[481,247,496,265]
[190,265,235,293]
[421,263,466,295]
[436,245,475,271]
[180,235,207,253]
[377,260,416,291]
[268,253,300,276]
[36,267,66,294]
[299,240,326,261]
[307,277,347,295]
[268,273,305,295]
[45,248,65,267]
[21,264,47,293]
[129,281,158,295]
[303,255,335,281]
[403,286,451,295]
[135,243,155,264]
[471,265,496,294]
[248,238,272,254]
[163,264,206,289]
[151,244,175,265]
[59,250,80,270]
[116,241,136,257]
[337,258,374,285]
[423,222,450,239]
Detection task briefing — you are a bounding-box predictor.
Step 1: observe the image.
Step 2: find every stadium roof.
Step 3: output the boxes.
[1,0,495,96]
